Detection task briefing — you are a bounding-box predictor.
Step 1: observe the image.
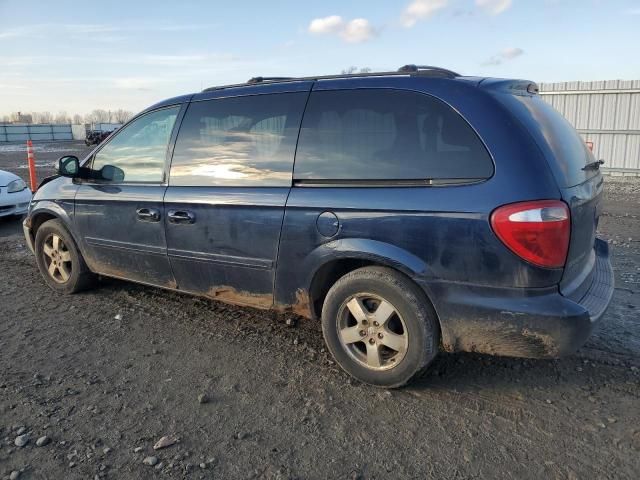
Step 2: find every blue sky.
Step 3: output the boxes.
[1,0,639,115]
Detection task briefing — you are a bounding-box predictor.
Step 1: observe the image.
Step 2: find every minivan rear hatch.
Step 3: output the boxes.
[493,90,603,299]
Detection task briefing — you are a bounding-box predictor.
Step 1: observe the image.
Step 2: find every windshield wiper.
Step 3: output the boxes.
[582,159,604,171]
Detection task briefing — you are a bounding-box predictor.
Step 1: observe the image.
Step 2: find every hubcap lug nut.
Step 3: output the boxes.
[359,330,366,337]
[368,338,375,345]
[373,321,379,326]
[378,333,383,339]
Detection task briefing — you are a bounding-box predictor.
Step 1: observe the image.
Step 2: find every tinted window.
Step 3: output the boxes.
[294,89,493,181]
[170,92,307,186]
[495,94,597,187]
[93,107,179,183]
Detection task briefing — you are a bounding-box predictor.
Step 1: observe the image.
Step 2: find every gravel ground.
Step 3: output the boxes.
[0,141,639,479]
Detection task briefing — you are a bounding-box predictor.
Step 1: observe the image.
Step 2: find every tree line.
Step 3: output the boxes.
[4,70,371,125]
[1,109,135,125]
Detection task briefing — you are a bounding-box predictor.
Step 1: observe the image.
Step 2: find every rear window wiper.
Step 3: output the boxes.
[582,159,604,171]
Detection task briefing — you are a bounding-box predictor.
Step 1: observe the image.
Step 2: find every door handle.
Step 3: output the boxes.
[136,207,161,222]
[167,210,196,224]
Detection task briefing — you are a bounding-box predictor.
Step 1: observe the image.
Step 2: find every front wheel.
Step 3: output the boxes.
[34,219,96,294]
[321,266,439,388]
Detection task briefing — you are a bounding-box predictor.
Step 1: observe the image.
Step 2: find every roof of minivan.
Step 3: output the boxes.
[141,65,538,113]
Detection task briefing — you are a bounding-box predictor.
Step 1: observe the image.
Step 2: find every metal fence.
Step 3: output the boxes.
[92,122,122,132]
[540,80,640,176]
[0,124,73,142]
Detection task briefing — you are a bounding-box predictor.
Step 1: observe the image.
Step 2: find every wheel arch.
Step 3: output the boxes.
[302,238,434,321]
[28,203,83,255]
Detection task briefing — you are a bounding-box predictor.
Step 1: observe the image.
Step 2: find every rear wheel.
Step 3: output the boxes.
[35,219,96,294]
[321,266,439,388]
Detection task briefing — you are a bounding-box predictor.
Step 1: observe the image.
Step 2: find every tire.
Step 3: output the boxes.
[34,219,96,294]
[321,266,439,388]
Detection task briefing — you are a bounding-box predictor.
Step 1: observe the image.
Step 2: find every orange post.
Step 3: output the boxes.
[27,139,37,192]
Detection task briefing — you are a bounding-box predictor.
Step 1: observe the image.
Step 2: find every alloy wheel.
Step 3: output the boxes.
[337,293,408,371]
[42,234,72,283]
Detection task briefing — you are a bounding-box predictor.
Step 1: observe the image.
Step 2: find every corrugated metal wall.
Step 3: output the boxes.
[0,124,73,142]
[539,80,640,176]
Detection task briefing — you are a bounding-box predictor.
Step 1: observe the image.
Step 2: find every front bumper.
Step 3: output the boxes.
[424,239,614,358]
[0,188,32,217]
[23,216,35,253]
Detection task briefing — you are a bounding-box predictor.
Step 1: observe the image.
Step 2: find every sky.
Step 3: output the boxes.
[1,0,639,116]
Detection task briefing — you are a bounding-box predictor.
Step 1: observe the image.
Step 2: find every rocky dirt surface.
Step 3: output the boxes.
[0,142,639,479]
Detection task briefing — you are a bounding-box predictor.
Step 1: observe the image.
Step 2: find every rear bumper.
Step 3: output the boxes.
[423,239,614,358]
[575,239,614,323]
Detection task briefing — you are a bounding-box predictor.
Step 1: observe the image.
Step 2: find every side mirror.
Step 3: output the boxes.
[99,165,125,183]
[57,156,80,177]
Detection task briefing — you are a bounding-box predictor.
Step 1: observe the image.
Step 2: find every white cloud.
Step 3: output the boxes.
[308,15,377,43]
[401,0,449,28]
[0,26,31,39]
[476,0,512,15]
[482,47,524,66]
[140,53,235,66]
[501,47,523,59]
[0,23,217,42]
[0,31,19,39]
[340,19,376,43]
[70,24,120,34]
[308,15,344,34]
[0,83,26,90]
[113,77,160,91]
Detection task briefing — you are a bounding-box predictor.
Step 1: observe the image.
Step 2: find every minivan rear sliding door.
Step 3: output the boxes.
[163,85,311,307]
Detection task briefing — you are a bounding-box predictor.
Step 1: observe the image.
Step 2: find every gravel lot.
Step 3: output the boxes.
[1,141,639,479]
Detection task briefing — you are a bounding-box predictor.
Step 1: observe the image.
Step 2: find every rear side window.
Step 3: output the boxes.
[294,89,493,181]
[494,94,596,188]
[170,92,307,186]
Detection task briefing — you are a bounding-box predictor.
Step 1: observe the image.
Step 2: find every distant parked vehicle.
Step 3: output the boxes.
[0,170,31,218]
[85,130,113,146]
[23,65,614,387]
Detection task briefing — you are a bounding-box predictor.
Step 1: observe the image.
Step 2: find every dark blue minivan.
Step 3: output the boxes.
[23,66,614,387]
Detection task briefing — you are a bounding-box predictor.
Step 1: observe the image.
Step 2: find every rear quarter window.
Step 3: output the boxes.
[294,89,493,182]
[494,94,597,188]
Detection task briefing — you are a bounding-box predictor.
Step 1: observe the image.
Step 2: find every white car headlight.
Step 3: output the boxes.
[7,178,27,193]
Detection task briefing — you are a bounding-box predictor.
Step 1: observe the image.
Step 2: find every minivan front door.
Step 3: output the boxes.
[163,89,310,307]
[75,106,181,287]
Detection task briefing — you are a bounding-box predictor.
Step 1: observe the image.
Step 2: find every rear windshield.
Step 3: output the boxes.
[495,94,597,188]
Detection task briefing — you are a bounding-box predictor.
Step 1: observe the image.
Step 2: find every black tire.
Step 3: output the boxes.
[34,219,96,294]
[321,266,439,388]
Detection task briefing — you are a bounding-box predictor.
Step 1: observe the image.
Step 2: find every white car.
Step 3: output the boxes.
[0,170,32,218]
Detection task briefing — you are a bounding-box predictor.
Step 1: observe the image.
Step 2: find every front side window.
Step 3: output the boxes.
[169,92,307,187]
[294,89,493,181]
[92,107,180,183]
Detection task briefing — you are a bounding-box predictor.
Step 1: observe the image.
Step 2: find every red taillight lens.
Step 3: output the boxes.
[490,200,570,268]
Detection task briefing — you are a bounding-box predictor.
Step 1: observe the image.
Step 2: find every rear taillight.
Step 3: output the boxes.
[490,200,570,268]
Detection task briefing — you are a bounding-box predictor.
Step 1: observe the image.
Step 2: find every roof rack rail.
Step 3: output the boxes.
[247,76,295,84]
[397,64,460,77]
[203,65,460,92]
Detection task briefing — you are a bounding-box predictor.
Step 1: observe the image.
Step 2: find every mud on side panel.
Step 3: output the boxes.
[275,185,563,321]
